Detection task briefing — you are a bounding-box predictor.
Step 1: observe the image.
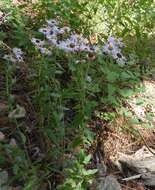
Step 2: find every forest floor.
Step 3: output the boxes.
[96,79,155,190]
[1,72,155,190]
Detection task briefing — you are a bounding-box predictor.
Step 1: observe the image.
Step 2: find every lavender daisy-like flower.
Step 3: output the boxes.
[117,38,125,48]
[103,43,111,54]
[91,45,100,53]
[107,36,116,45]
[12,47,24,62]
[38,27,52,35]
[12,47,23,55]
[48,38,58,46]
[62,26,71,33]
[117,56,126,66]
[39,47,52,55]
[78,44,90,52]
[102,36,127,66]
[46,19,59,27]
[69,35,77,44]
[50,26,63,35]
[31,38,45,47]
[111,47,121,59]
[3,54,16,63]
[31,17,128,67]
[57,40,76,52]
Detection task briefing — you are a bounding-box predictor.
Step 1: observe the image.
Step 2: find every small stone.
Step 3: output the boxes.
[9,138,17,146]
[0,132,5,141]
[0,171,10,190]
[97,162,107,177]
[0,103,8,113]
[142,173,155,187]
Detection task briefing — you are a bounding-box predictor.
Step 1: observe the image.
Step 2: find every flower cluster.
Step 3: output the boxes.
[3,47,24,63]
[31,18,127,65]
[12,48,24,62]
[103,36,126,66]
[31,19,98,54]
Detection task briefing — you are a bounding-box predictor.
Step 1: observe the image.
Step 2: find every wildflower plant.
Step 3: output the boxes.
[0,0,154,190]
[31,18,128,67]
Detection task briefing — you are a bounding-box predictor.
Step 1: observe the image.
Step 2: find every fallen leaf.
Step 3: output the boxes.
[8,105,26,119]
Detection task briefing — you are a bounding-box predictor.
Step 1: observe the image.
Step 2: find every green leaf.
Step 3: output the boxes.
[0,32,6,40]
[83,169,97,176]
[83,128,94,144]
[130,118,140,124]
[119,88,135,97]
[106,71,119,82]
[124,111,133,117]
[83,154,91,164]
[142,123,154,129]
[69,137,82,149]
[120,72,132,80]
[136,98,144,105]
[19,131,26,144]
[145,113,154,121]
[108,84,116,96]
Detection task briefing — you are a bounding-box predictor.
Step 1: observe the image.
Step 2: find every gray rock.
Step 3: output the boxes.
[142,173,155,187]
[97,162,107,177]
[0,171,10,190]
[99,176,121,190]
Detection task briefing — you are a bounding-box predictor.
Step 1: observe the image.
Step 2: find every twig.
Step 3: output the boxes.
[137,129,155,156]
[122,174,142,181]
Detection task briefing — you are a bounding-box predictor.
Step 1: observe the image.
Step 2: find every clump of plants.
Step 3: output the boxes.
[0,0,154,189]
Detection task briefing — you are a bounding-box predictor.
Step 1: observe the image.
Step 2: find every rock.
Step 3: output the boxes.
[99,176,121,190]
[0,102,8,115]
[0,171,10,190]
[117,146,155,187]
[141,173,155,187]
[117,146,155,174]
[97,162,107,178]
[0,132,5,141]
[9,138,17,146]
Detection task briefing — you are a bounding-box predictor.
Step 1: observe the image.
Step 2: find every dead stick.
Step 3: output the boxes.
[137,129,155,156]
[122,174,142,181]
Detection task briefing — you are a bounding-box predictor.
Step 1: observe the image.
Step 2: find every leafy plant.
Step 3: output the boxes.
[57,149,97,190]
[0,0,154,189]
